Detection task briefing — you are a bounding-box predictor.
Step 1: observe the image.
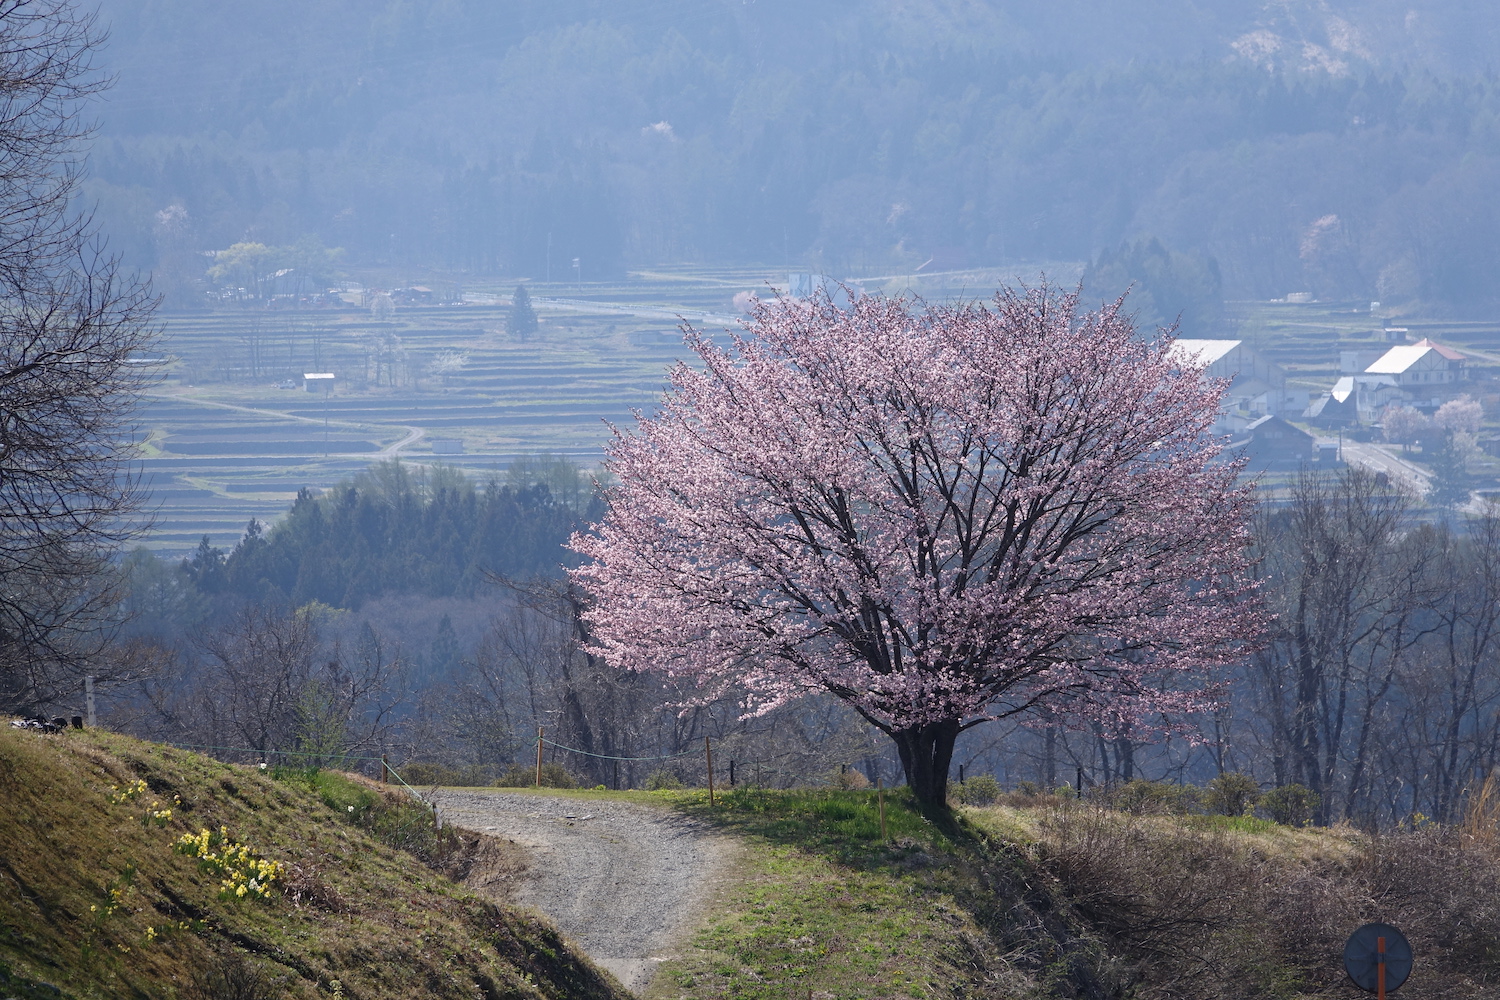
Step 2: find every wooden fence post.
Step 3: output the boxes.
[877,774,887,842]
[705,737,715,806]
[381,754,389,784]
[535,727,544,788]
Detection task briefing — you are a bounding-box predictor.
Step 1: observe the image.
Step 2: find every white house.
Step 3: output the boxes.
[1170,339,1284,387]
[1364,339,1466,388]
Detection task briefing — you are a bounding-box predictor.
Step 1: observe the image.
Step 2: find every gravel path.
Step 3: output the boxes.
[434,791,739,992]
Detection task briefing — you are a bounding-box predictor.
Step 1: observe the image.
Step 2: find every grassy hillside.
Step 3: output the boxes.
[652,787,1500,1000]
[0,726,628,1000]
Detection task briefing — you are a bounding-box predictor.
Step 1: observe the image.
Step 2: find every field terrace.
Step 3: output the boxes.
[136,265,788,556]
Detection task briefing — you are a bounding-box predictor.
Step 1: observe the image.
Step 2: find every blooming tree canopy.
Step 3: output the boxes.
[570,285,1262,806]
[1434,394,1483,436]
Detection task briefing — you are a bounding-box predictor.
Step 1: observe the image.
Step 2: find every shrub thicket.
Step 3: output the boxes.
[1204,772,1260,816]
[1259,784,1320,827]
[1034,804,1500,998]
[952,774,1001,806]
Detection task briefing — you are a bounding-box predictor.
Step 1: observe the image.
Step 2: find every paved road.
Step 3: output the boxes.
[435,791,740,993]
[1340,440,1432,495]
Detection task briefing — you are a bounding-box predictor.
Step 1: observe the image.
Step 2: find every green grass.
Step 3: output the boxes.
[679,787,955,863]
[0,727,628,1000]
[644,788,1107,1000]
[647,789,988,1000]
[1181,812,1282,835]
[666,845,966,1000]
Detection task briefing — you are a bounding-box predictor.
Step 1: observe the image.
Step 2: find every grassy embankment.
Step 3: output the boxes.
[640,785,1500,1000]
[0,726,628,1000]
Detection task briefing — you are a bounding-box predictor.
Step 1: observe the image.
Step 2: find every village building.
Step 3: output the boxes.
[1306,374,1405,426]
[1168,339,1305,432]
[1363,338,1467,398]
[1228,414,1320,471]
[1305,339,1470,425]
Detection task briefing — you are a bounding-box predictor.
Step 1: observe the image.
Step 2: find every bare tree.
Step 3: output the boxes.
[0,1,158,713]
[1382,512,1500,823]
[1248,468,1422,822]
[137,604,406,763]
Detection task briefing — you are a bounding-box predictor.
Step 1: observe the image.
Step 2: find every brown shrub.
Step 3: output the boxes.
[1033,808,1500,999]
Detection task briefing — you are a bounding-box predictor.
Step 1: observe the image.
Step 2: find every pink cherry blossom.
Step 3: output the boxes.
[569,283,1264,806]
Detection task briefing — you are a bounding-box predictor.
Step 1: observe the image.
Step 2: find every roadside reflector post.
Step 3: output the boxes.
[1378,936,1386,1000]
[85,675,95,728]
[705,737,715,805]
[877,775,888,842]
[1343,921,1411,996]
[536,727,544,788]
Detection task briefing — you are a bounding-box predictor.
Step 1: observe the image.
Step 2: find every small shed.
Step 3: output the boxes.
[1305,389,1357,427]
[303,372,335,393]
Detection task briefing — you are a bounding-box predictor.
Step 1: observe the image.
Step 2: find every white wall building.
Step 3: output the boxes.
[1169,339,1303,432]
[1364,338,1466,388]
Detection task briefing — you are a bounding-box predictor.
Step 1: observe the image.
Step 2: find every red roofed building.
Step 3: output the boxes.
[1364,338,1467,388]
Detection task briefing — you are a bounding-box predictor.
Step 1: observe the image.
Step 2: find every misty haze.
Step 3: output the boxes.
[7,3,1500,998]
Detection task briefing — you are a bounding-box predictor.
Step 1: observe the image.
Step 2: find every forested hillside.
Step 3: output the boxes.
[178,461,594,610]
[85,0,1500,312]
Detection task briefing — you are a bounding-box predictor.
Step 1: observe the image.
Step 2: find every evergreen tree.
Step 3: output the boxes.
[181,537,228,594]
[428,614,462,677]
[507,284,538,341]
[1082,238,1223,337]
[199,461,588,609]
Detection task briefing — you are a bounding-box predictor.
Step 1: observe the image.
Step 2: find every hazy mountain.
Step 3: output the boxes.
[81,1,1500,313]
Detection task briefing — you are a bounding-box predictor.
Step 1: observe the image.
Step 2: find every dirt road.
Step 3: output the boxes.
[434,791,739,993]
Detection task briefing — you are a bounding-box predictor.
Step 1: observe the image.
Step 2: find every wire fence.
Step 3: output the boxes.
[535,733,881,790]
[538,736,700,762]
[167,741,431,807]
[167,736,890,795]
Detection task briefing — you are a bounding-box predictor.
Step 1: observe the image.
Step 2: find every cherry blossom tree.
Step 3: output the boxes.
[1435,394,1483,436]
[569,285,1263,807]
[1382,405,1429,452]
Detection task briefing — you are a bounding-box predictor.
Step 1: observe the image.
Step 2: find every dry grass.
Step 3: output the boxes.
[960,800,1500,999]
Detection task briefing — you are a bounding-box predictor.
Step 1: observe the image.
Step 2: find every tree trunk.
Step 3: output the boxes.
[892,718,960,810]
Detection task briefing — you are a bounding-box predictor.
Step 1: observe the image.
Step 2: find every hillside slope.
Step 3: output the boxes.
[0,726,628,1000]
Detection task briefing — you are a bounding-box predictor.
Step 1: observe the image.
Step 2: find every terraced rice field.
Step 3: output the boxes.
[135,261,1500,556]
[136,266,785,555]
[1230,299,1500,385]
[137,262,1089,556]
